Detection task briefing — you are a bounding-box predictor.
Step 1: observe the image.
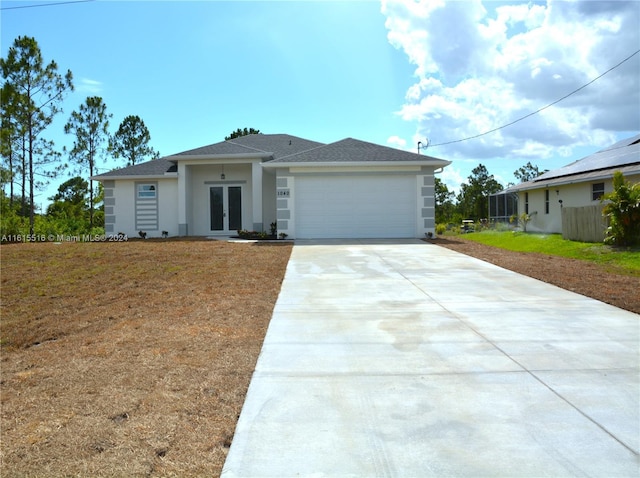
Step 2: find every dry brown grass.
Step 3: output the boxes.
[0,239,292,477]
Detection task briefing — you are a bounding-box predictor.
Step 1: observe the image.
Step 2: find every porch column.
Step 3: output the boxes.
[252,161,263,231]
[178,163,188,236]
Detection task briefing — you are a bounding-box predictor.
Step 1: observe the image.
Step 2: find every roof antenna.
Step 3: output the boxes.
[417,138,429,154]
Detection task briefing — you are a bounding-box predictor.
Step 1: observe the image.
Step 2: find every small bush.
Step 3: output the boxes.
[494,221,511,232]
[509,212,532,232]
[236,229,275,240]
[435,223,447,235]
[602,171,640,246]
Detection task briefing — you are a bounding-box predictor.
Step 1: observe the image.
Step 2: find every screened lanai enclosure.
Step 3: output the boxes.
[489,191,518,223]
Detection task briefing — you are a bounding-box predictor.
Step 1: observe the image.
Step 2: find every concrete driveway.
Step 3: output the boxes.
[222,240,639,477]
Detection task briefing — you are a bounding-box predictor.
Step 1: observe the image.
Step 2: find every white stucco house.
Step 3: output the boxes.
[93,134,451,239]
[490,133,640,234]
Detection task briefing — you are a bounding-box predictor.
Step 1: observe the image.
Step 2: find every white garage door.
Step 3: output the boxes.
[295,175,416,239]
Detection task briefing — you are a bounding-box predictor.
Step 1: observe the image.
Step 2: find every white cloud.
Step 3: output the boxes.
[386,135,407,148]
[77,78,103,94]
[381,0,640,164]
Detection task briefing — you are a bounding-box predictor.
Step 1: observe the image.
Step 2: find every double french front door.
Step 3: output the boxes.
[210,185,242,232]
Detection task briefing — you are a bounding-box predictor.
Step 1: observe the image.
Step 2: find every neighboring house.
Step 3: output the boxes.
[93,134,451,239]
[490,133,640,234]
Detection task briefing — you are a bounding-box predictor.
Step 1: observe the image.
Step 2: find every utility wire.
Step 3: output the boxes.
[429,49,640,148]
[1,0,94,10]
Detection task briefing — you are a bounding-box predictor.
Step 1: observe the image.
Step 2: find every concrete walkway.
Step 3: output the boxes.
[222,240,639,477]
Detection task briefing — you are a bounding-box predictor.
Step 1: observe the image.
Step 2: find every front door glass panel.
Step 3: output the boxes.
[228,186,242,231]
[210,187,224,231]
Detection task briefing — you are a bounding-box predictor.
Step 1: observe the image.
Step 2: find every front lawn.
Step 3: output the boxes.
[461,231,640,275]
[0,240,292,477]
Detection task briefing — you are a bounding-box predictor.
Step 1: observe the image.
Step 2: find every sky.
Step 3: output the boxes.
[1,0,639,210]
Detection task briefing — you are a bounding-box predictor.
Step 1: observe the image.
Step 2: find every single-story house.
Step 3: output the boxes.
[490,133,640,234]
[93,134,451,239]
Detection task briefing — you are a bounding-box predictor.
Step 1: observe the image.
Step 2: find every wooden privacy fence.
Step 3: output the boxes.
[561,205,608,243]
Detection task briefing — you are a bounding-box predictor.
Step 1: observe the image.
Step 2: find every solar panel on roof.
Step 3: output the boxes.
[535,135,640,182]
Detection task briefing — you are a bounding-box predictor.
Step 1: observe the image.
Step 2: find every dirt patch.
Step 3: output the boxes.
[430,236,640,314]
[0,240,291,477]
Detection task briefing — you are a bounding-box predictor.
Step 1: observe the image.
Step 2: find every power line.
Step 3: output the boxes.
[1,0,94,11]
[429,49,640,148]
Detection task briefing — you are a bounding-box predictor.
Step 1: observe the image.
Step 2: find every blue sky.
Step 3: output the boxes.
[2,0,639,210]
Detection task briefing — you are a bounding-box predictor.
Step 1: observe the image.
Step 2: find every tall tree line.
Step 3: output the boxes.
[1,36,159,234]
[1,36,73,234]
[435,162,545,225]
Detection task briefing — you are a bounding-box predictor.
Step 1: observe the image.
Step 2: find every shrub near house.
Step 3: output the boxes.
[602,171,640,246]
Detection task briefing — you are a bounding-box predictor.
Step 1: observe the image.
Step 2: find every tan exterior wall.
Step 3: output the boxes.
[518,173,640,234]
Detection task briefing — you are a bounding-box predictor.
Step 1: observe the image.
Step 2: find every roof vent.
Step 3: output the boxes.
[289,140,292,145]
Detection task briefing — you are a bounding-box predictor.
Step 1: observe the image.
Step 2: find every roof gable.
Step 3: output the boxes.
[269,137,449,165]
[93,134,324,179]
[93,134,451,179]
[172,134,324,160]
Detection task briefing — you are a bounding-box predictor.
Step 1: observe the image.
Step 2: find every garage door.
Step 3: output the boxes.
[295,175,416,239]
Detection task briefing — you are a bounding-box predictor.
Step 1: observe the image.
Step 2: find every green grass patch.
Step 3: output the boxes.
[462,231,640,274]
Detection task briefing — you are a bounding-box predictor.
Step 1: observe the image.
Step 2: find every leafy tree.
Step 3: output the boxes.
[93,181,105,228]
[0,166,11,200]
[0,36,73,234]
[64,96,112,228]
[46,199,85,225]
[514,162,545,183]
[49,176,88,205]
[44,177,104,235]
[110,115,159,166]
[601,171,640,246]
[225,127,261,140]
[1,83,17,209]
[434,177,455,224]
[456,164,503,220]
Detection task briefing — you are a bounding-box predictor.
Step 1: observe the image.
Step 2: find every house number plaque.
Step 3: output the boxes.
[277,189,290,197]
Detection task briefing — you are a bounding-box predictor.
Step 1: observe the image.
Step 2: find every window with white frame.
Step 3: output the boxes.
[592,182,604,201]
[137,184,156,199]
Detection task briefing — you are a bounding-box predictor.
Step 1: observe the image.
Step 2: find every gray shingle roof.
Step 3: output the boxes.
[172,134,324,160]
[93,157,177,178]
[268,137,449,164]
[93,134,450,179]
[93,134,324,179]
